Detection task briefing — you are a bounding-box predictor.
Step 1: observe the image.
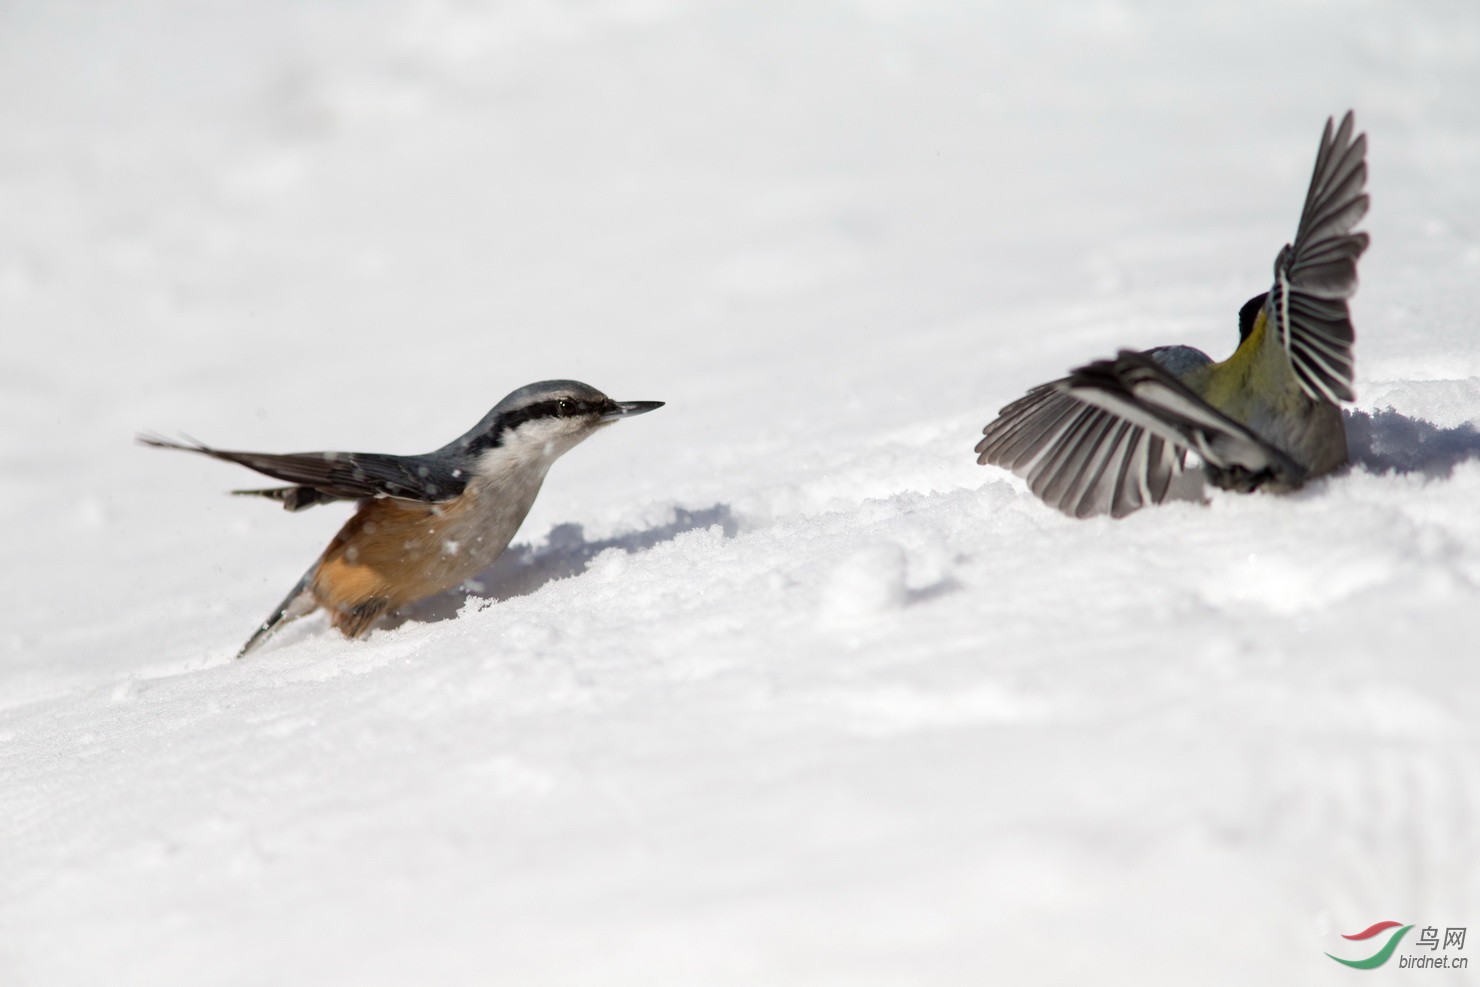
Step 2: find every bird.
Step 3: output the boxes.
[975,111,1369,519]
[141,380,663,657]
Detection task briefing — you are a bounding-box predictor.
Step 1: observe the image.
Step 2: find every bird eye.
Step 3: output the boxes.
[557,398,573,415]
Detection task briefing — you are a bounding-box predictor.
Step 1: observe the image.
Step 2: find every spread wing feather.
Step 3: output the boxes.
[1061,352,1307,488]
[976,349,1308,518]
[976,373,1183,518]
[1271,110,1369,403]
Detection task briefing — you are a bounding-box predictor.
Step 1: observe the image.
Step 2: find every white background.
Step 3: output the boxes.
[3,1,1479,983]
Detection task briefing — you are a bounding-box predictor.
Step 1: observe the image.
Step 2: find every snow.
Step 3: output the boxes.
[4,1,1480,983]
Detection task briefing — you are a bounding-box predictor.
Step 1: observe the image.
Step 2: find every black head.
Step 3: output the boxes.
[1238,292,1270,344]
[450,380,663,459]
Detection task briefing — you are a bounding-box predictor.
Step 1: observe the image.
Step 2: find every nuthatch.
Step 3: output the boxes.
[977,111,1369,518]
[142,380,663,657]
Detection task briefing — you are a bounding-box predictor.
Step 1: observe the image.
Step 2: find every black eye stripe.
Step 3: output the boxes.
[462,397,613,454]
[509,398,588,421]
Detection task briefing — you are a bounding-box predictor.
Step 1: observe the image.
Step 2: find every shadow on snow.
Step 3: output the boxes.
[386,503,739,628]
[1344,408,1480,478]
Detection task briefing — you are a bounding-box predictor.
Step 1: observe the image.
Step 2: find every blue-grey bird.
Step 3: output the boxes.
[142,380,663,656]
[976,111,1369,518]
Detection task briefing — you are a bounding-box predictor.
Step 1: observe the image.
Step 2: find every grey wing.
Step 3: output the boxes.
[138,435,468,507]
[975,378,1186,519]
[1061,351,1307,487]
[1270,110,1369,403]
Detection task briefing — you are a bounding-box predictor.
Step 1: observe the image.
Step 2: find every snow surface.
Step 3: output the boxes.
[4,1,1480,983]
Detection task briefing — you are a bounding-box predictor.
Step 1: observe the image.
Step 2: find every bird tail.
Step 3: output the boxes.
[238,568,319,659]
